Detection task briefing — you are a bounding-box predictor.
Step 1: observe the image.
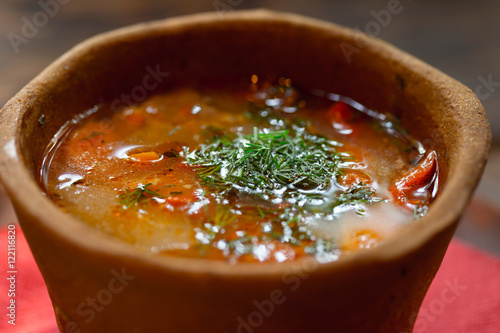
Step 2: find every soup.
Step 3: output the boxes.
[41,76,438,264]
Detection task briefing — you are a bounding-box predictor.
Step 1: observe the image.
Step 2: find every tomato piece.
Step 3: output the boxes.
[327,101,354,125]
[389,151,437,204]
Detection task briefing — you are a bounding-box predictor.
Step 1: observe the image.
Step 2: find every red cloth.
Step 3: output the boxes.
[1,226,499,332]
[0,226,57,333]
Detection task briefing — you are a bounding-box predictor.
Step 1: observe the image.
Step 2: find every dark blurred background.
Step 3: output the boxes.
[1,0,499,254]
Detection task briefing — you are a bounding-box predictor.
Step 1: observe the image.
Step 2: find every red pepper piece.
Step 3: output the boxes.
[389,150,437,204]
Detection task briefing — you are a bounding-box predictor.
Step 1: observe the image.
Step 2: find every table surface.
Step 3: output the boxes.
[0,0,499,257]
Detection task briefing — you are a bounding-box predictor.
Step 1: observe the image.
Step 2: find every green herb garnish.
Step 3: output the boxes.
[194,207,237,248]
[117,183,163,209]
[185,126,342,200]
[194,205,339,262]
[332,183,380,211]
[413,203,428,219]
[183,81,387,262]
[81,130,104,141]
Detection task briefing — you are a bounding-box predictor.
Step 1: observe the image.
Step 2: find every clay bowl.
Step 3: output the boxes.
[0,9,491,333]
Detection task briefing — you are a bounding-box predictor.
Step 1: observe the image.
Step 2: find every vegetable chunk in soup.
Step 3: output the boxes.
[42,76,438,264]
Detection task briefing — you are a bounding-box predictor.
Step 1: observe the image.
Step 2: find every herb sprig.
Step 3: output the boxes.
[331,183,381,213]
[117,183,163,210]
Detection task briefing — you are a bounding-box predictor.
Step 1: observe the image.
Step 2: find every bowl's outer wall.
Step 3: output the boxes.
[15,202,457,333]
[0,10,491,333]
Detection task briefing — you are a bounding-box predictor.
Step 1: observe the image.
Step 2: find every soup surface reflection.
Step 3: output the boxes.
[42,77,438,263]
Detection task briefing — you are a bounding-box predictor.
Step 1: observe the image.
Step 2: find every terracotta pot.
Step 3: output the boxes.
[0,10,491,333]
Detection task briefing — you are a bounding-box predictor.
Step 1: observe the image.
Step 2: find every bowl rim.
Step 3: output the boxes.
[0,9,491,277]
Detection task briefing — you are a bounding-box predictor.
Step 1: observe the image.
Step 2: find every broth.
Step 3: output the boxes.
[41,76,438,264]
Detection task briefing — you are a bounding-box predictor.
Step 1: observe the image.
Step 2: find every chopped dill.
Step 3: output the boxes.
[185,124,382,260]
[194,207,237,247]
[117,183,163,210]
[212,206,237,227]
[332,184,381,209]
[180,80,393,261]
[193,204,340,262]
[413,204,428,219]
[185,126,342,201]
[81,130,104,141]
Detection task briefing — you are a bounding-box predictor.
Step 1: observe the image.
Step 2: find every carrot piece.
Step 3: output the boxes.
[129,151,162,163]
[342,230,380,252]
[389,151,437,204]
[164,194,193,207]
[326,101,353,124]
